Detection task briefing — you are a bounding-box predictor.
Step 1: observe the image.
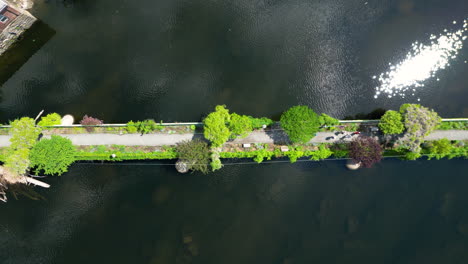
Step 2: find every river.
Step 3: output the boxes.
[0,0,467,263]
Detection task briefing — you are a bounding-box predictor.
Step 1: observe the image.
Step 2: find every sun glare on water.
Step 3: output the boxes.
[373,19,468,100]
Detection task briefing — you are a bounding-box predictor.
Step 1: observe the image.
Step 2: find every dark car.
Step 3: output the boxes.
[326,136,335,140]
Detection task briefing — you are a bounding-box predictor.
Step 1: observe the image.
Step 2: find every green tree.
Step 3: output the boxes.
[4,148,30,176]
[29,135,76,176]
[38,113,62,127]
[203,105,231,147]
[229,113,253,139]
[318,113,339,127]
[9,117,42,150]
[379,110,404,134]
[176,139,211,174]
[280,105,320,144]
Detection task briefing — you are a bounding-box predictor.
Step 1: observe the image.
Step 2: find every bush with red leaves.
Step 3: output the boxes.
[80,115,103,132]
[349,136,383,168]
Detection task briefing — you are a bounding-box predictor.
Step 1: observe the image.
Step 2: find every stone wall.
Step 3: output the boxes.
[0,12,36,56]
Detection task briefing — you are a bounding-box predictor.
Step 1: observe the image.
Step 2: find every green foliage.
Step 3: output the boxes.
[4,148,30,176]
[126,121,138,133]
[248,116,274,129]
[176,139,210,174]
[280,105,320,144]
[379,110,404,134]
[9,117,42,150]
[126,120,162,134]
[404,151,422,161]
[75,147,177,161]
[38,113,62,127]
[190,125,196,130]
[203,105,231,147]
[210,152,223,171]
[331,143,349,158]
[318,113,339,127]
[29,135,76,176]
[229,113,253,139]
[426,139,453,160]
[137,120,159,134]
[219,145,332,164]
[308,145,333,161]
[437,121,468,130]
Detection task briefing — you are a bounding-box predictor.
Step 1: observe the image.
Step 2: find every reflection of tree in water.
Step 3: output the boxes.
[3,183,45,202]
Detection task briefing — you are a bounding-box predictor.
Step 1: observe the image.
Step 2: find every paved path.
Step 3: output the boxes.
[0,130,467,147]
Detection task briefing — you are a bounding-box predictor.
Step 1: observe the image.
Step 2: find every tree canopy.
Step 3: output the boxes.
[400,104,441,153]
[280,105,320,144]
[176,139,211,174]
[318,113,339,127]
[203,105,231,147]
[38,113,62,127]
[30,135,77,176]
[349,137,383,168]
[9,117,42,150]
[229,113,253,139]
[379,110,404,134]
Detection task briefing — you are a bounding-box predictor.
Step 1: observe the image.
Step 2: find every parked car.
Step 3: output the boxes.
[325,136,335,140]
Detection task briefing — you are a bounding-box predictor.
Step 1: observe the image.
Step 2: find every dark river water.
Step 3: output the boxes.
[0,0,468,263]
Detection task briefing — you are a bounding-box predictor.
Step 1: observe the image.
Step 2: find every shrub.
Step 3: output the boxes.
[203,105,231,147]
[137,120,158,134]
[176,139,210,174]
[248,116,274,129]
[308,145,333,161]
[427,139,453,160]
[229,113,253,139]
[126,121,138,133]
[38,113,62,127]
[318,113,339,127]
[80,115,103,132]
[349,137,383,168]
[331,143,349,158]
[379,110,404,134]
[280,105,320,144]
[30,135,77,176]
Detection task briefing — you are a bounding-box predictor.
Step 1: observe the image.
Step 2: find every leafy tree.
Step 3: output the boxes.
[9,117,42,150]
[29,135,77,176]
[349,137,383,168]
[400,104,441,153]
[229,113,253,139]
[379,110,404,134]
[318,113,339,127]
[80,115,103,132]
[176,139,210,174]
[38,113,62,127]
[280,105,320,144]
[4,148,31,176]
[203,105,231,147]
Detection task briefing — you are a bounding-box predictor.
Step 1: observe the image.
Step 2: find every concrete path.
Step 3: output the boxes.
[0,130,467,147]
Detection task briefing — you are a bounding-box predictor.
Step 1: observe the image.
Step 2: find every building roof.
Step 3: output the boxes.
[0,0,7,13]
